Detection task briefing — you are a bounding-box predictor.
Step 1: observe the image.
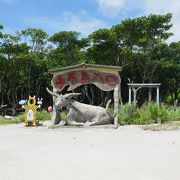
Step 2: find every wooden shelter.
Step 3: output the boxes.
[48,63,122,128]
[128,83,161,106]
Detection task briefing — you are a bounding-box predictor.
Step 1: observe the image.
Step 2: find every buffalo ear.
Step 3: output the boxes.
[46,87,59,97]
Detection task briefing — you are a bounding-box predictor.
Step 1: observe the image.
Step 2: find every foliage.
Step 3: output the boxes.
[167,107,180,121]
[36,110,51,121]
[60,111,68,121]
[0,13,179,115]
[48,31,89,67]
[118,103,180,125]
[0,110,50,124]
[0,114,24,124]
[155,42,180,102]
[0,110,68,125]
[112,13,173,84]
[0,103,179,125]
[118,104,137,124]
[148,103,159,122]
[88,28,119,65]
[36,110,67,121]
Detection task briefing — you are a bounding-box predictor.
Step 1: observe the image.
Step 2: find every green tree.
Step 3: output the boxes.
[0,24,3,39]
[0,34,28,114]
[155,42,180,103]
[113,13,173,83]
[112,13,173,101]
[17,28,48,53]
[87,28,119,65]
[16,28,49,95]
[48,31,89,67]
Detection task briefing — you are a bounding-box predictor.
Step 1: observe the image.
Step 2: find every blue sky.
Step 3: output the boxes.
[0,0,180,42]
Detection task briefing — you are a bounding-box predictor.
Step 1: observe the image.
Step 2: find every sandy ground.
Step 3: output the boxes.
[0,121,180,180]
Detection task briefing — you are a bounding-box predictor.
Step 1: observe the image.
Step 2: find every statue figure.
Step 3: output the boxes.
[47,88,113,126]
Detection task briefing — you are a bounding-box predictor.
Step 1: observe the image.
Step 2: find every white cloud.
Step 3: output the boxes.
[23,11,107,37]
[96,0,125,17]
[62,11,107,36]
[143,0,180,42]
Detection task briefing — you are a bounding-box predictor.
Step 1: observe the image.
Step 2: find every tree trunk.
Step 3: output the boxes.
[90,85,95,105]
[132,87,141,106]
[11,58,17,116]
[84,85,92,105]
[148,88,152,102]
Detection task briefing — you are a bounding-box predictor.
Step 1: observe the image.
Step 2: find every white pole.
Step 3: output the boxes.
[128,86,131,105]
[157,86,160,106]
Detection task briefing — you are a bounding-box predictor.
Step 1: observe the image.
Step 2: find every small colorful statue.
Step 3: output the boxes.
[19,96,42,126]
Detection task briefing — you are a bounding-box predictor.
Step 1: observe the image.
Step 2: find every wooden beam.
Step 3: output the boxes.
[128,83,161,88]
[49,63,122,75]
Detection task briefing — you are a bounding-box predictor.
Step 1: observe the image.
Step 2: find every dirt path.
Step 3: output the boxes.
[0,122,180,180]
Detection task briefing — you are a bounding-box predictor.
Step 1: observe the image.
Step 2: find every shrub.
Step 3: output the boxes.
[61,111,67,121]
[167,108,180,121]
[0,114,24,125]
[158,105,168,123]
[133,107,153,125]
[0,104,179,125]
[36,110,51,121]
[118,103,180,125]
[118,104,137,124]
[37,110,67,121]
[148,103,168,123]
[148,103,159,123]
[14,114,24,123]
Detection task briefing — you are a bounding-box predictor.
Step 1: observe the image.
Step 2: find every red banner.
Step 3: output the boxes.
[52,70,120,91]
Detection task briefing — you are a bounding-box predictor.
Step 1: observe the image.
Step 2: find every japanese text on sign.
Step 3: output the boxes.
[52,70,120,91]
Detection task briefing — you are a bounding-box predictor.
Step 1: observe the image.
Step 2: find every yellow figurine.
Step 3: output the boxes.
[24,96,39,126]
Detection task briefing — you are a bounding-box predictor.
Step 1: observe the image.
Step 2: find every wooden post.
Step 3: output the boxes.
[128,86,131,105]
[148,88,152,102]
[156,86,160,107]
[114,86,120,129]
[51,87,61,125]
[132,87,141,106]
[128,83,160,106]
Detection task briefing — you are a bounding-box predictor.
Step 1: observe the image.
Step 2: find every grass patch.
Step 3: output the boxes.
[36,110,67,121]
[36,110,51,121]
[0,110,52,125]
[0,109,68,125]
[0,115,24,125]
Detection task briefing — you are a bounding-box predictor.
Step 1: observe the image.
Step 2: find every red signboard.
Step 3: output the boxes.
[52,70,120,91]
